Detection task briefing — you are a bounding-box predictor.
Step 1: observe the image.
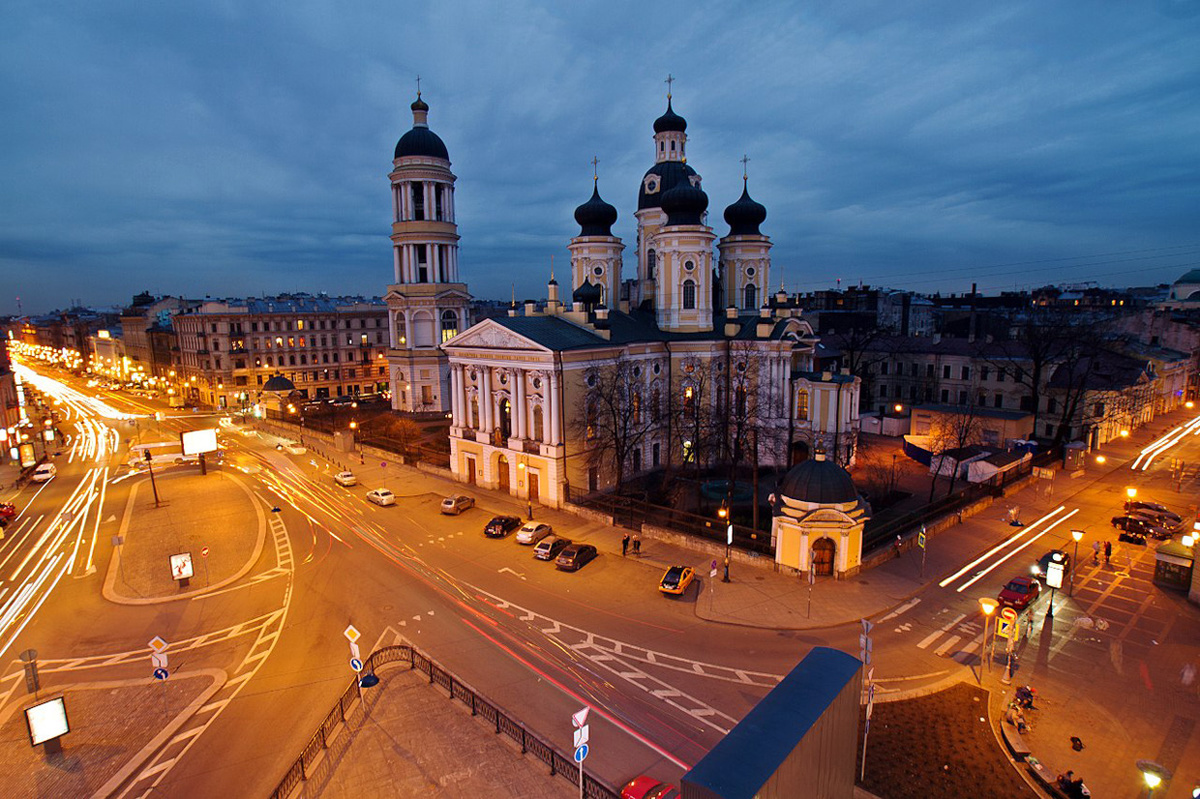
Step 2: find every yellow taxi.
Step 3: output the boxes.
[658,565,695,595]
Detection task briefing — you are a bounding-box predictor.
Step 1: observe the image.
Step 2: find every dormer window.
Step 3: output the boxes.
[643,176,660,194]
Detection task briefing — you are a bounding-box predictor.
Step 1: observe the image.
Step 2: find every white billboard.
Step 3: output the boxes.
[170,552,194,580]
[25,696,69,746]
[180,428,218,456]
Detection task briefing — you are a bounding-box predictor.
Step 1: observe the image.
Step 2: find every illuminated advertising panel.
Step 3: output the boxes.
[25,696,69,746]
[169,552,194,580]
[179,428,218,456]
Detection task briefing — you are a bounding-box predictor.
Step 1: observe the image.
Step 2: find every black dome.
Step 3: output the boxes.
[410,95,429,112]
[574,184,618,237]
[724,183,767,236]
[638,161,698,210]
[262,374,296,393]
[660,181,708,227]
[778,453,858,504]
[395,127,449,160]
[653,99,687,134]
[572,280,603,306]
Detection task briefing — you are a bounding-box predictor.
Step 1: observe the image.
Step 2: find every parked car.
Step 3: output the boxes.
[659,566,695,595]
[1030,550,1070,583]
[1128,509,1183,532]
[31,463,57,482]
[1118,529,1148,545]
[533,535,571,561]
[440,495,475,515]
[484,515,521,538]
[555,543,598,572]
[515,522,553,545]
[366,489,395,506]
[621,776,680,799]
[0,502,17,528]
[998,575,1041,610]
[1111,515,1170,540]
[333,471,357,487]
[1125,501,1183,526]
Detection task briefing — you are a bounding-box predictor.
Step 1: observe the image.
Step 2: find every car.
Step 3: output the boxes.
[440,495,475,515]
[0,502,16,528]
[1030,550,1070,582]
[621,776,681,799]
[1118,529,1147,545]
[1128,508,1183,532]
[31,463,57,482]
[277,442,306,455]
[1111,515,1171,540]
[998,575,1041,610]
[366,489,395,506]
[515,522,553,545]
[334,471,357,487]
[533,535,571,561]
[659,565,696,595]
[484,515,521,538]
[1125,501,1182,526]
[555,543,598,572]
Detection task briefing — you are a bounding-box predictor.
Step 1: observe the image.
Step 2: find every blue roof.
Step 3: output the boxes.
[682,647,861,797]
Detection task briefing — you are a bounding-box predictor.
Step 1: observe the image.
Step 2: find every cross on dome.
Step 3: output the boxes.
[665,73,674,99]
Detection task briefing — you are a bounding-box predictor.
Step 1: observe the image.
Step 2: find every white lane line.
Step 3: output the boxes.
[879,598,921,622]
[933,636,962,657]
[956,508,1080,593]
[939,506,1066,588]
[916,630,944,650]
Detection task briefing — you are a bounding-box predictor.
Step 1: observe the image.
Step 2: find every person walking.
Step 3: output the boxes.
[1104,540,1112,565]
[1092,540,1101,565]
[621,533,630,557]
[632,534,641,555]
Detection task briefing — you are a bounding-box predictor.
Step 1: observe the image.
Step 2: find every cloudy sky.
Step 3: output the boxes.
[3,1,1198,315]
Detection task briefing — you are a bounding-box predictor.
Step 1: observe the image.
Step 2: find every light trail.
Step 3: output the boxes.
[1131,413,1200,471]
[955,508,1080,592]
[938,506,1067,588]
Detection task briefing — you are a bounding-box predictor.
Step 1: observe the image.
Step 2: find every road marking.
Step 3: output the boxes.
[498,567,526,580]
[933,636,962,657]
[917,613,966,649]
[878,598,921,622]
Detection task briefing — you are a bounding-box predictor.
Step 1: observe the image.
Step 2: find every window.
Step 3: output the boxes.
[943,364,951,379]
[958,390,967,405]
[795,389,809,420]
[532,405,544,441]
[435,185,444,221]
[941,389,950,402]
[743,283,757,310]
[881,362,889,376]
[995,393,1003,408]
[1047,397,1057,413]
[682,279,696,309]
[961,366,970,380]
[416,244,428,282]
[926,364,935,378]
[440,310,458,343]
[998,368,1006,383]
[981,366,990,381]
[653,442,660,467]
[683,385,695,415]
[411,182,424,220]
[647,250,656,279]
[910,363,918,377]
[1045,423,1055,437]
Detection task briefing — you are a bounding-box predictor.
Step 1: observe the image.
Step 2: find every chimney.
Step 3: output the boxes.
[821,370,833,381]
[507,308,517,317]
[725,305,740,337]
[524,300,536,316]
[757,306,773,338]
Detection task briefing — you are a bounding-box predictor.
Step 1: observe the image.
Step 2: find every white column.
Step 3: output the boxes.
[458,365,469,427]
[549,372,561,445]
[425,183,435,220]
[391,186,400,222]
[393,246,402,284]
[481,368,493,434]
[446,186,455,222]
[515,370,527,440]
[449,365,461,427]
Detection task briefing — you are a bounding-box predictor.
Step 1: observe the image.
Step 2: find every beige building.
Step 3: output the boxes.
[770,449,869,579]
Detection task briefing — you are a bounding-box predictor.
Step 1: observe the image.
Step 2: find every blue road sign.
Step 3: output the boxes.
[573,744,588,763]
[350,657,363,672]
[153,667,169,680]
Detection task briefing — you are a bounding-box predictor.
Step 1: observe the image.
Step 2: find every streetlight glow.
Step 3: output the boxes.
[1126,487,1137,499]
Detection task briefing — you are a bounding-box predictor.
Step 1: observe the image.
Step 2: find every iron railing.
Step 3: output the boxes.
[268,644,619,799]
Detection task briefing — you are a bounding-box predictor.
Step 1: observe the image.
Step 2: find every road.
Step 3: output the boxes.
[2,359,1196,798]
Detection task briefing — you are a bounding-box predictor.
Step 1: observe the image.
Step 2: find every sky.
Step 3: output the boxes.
[2,1,1199,315]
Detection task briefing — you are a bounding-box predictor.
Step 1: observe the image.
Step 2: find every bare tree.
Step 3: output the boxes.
[571,354,658,492]
[927,403,984,499]
[669,356,721,482]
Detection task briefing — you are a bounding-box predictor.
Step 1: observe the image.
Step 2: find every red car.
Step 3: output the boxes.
[621,776,680,799]
[0,503,16,527]
[998,575,1041,610]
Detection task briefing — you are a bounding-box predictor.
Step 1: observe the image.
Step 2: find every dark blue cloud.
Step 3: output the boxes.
[1,1,1197,314]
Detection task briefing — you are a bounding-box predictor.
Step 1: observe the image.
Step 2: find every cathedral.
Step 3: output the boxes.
[387,87,861,510]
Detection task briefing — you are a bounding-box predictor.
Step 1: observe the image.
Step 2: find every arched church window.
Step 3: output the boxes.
[470,396,479,429]
[796,389,810,421]
[532,405,544,442]
[647,250,657,280]
[744,283,757,310]
[682,279,696,310]
[499,398,512,439]
[440,310,458,343]
[395,314,407,346]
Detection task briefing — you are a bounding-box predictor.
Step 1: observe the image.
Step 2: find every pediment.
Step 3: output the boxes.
[443,320,550,353]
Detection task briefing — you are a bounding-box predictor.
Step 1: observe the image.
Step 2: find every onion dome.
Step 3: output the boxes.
[394,94,449,160]
[572,280,603,306]
[262,373,296,393]
[777,448,858,504]
[653,99,687,134]
[724,182,767,236]
[638,161,698,210]
[660,180,709,227]
[574,184,618,237]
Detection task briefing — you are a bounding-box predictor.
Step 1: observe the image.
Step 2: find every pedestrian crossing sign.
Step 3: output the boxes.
[918,531,926,549]
[997,616,1018,639]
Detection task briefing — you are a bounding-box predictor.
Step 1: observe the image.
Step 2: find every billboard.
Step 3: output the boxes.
[25,696,69,746]
[19,443,36,468]
[180,428,218,457]
[169,552,194,580]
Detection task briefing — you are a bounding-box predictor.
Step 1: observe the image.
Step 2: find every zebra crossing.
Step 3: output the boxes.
[909,610,988,663]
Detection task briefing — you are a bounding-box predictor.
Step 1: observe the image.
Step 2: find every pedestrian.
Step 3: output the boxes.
[621,533,630,556]
[1092,540,1100,565]
[632,534,641,555]
[1104,540,1112,565]
[894,535,902,558]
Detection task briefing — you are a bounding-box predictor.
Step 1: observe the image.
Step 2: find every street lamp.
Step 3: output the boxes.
[1070,529,1083,597]
[1095,455,1106,464]
[718,499,731,583]
[979,597,998,671]
[1126,486,1137,500]
[1138,760,1171,798]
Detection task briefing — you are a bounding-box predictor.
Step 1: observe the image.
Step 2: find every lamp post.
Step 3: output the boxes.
[1138,760,1171,798]
[979,598,997,672]
[718,499,731,583]
[1069,529,1083,596]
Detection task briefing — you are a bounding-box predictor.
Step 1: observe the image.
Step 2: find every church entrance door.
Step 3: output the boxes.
[466,456,476,485]
[497,455,510,493]
[528,469,539,505]
[812,537,836,577]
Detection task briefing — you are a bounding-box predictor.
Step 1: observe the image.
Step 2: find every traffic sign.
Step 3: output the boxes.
[153,667,169,680]
[350,642,361,661]
[1046,560,1065,590]
[151,652,168,670]
[573,744,588,763]
[148,636,168,654]
[726,524,733,546]
[344,625,361,644]
[350,657,363,673]
[571,707,589,729]
[996,616,1018,639]
[918,530,927,549]
[200,546,209,559]
[573,724,589,749]
[1000,607,1018,621]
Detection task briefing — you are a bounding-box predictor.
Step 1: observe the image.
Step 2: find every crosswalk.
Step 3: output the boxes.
[896,607,992,663]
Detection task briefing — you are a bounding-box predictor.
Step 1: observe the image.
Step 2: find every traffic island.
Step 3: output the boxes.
[103,470,267,604]
[856,682,1038,799]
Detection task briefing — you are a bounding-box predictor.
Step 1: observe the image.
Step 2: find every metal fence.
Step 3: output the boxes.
[565,486,773,556]
[269,644,619,799]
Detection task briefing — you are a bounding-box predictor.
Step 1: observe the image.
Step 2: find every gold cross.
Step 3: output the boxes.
[416,74,421,97]
[665,73,674,99]
[740,154,750,181]
[591,156,599,181]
